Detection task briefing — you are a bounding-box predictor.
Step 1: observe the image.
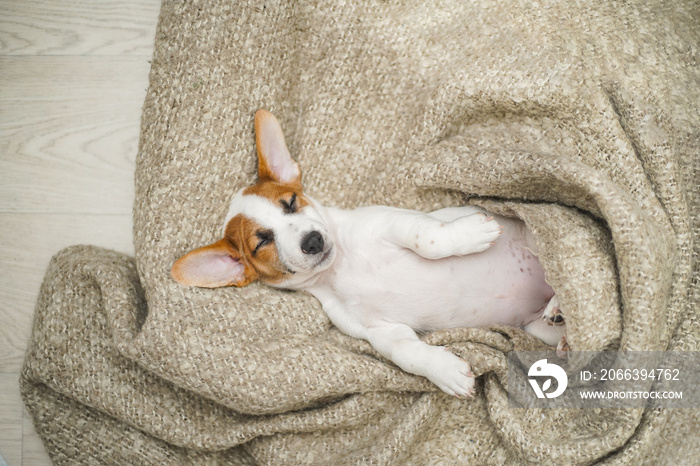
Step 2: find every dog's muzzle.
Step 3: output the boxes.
[301,231,325,255]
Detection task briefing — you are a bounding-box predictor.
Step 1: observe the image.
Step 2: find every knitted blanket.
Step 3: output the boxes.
[22,0,699,464]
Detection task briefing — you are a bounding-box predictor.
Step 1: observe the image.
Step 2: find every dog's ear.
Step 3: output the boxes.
[171,238,257,288]
[254,109,301,185]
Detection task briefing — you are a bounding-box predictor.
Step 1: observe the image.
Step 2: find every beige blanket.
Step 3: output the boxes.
[22,0,699,464]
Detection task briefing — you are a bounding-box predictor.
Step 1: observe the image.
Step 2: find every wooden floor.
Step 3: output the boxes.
[0,1,161,463]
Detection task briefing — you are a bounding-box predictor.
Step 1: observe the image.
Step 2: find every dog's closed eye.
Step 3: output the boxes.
[254,229,274,255]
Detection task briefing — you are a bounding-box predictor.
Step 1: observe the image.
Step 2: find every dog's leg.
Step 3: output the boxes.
[365,323,475,397]
[385,209,502,259]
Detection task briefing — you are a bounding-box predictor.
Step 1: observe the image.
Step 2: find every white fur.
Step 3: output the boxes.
[225,193,564,397]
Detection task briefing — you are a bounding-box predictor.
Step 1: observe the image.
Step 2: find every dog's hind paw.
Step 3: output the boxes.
[556,336,570,359]
[542,295,565,326]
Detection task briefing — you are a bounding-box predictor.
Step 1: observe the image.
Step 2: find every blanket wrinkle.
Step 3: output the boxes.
[21,0,699,464]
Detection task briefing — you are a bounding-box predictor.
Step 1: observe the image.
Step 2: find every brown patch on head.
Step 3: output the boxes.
[243,180,311,215]
[224,213,290,285]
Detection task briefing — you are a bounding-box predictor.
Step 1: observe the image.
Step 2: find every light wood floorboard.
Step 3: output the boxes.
[1,56,146,214]
[0,0,160,463]
[1,0,160,56]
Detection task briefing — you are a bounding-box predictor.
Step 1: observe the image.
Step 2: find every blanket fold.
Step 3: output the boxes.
[22,0,699,464]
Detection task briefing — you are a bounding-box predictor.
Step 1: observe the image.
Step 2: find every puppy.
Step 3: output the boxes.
[172,109,566,397]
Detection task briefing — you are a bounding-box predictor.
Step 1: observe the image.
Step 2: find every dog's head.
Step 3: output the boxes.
[171,109,335,289]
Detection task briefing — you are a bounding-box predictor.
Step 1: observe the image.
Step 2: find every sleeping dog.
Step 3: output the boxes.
[172,109,566,397]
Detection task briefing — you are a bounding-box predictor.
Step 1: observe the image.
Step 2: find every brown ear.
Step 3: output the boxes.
[254,109,301,185]
[171,238,257,288]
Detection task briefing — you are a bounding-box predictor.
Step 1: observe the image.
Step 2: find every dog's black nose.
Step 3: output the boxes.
[301,231,324,255]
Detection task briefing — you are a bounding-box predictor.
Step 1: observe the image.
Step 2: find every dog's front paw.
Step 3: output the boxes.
[447,213,503,255]
[426,347,476,398]
[418,213,502,259]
